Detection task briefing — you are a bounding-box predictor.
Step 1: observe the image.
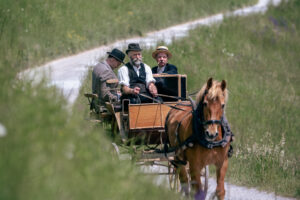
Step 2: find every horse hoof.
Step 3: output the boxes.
[194,190,206,200]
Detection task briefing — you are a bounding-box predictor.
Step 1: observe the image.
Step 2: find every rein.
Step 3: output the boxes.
[157,93,186,100]
[138,93,187,111]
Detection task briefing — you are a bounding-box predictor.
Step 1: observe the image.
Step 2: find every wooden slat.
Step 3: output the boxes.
[114,112,121,130]
[128,103,175,130]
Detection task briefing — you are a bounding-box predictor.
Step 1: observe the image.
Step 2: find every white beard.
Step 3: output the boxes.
[131,57,142,66]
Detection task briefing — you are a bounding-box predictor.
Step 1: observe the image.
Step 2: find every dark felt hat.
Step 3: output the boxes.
[126,43,142,54]
[107,48,125,63]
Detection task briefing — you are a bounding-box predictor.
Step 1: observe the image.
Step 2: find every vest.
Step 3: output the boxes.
[126,62,147,93]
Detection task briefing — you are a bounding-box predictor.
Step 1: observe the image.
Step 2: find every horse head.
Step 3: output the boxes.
[196,78,228,142]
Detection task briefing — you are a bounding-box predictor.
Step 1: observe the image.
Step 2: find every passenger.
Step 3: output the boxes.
[152,46,177,74]
[92,48,125,111]
[118,43,161,104]
[152,46,178,101]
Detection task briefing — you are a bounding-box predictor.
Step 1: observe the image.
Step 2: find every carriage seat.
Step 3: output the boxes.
[153,74,187,102]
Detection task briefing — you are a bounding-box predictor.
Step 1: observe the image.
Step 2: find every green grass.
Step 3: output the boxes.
[0,0,255,72]
[137,0,299,197]
[1,1,260,199]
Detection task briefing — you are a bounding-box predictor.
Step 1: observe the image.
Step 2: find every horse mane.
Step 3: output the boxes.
[195,80,228,105]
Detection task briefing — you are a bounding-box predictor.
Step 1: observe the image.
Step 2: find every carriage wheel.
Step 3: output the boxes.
[111,142,120,160]
[168,161,180,192]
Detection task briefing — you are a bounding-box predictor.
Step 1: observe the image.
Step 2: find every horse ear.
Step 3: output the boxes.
[206,77,213,90]
[221,80,226,91]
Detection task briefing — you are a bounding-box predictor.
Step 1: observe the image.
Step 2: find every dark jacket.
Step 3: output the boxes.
[152,63,178,102]
[152,63,178,74]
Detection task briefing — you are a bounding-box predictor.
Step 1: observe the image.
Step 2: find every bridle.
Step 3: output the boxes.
[194,89,222,128]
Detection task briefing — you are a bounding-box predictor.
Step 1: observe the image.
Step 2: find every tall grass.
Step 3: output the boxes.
[138,0,299,197]
[0,0,255,72]
[0,81,181,200]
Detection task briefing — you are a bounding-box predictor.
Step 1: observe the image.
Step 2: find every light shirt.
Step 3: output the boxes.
[118,63,155,88]
[157,66,166,74]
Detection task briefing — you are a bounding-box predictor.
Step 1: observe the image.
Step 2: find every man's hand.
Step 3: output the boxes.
[132,87,140,95]
[148,82,158,97]
[122,85,140,95]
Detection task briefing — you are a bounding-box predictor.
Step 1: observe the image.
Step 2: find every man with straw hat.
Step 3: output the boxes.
[152,46,177,74]
[152,46,178,101]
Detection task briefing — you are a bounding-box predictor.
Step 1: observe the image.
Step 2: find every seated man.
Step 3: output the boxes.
[91,48,125,112]
[152,46,179,101]
[152,46,177,74]
[118,43,161,104]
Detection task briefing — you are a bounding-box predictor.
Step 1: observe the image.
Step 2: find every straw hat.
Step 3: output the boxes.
[152,46,172,59]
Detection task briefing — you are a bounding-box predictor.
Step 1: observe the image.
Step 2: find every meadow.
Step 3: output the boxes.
[0,0,258,199]
[0,0,255,72]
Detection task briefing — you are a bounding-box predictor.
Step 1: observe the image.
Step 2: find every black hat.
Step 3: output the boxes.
[107,48,125,63]
[126,43,142,54]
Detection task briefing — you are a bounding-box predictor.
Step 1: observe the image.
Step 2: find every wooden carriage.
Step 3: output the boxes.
[84,74,208,192]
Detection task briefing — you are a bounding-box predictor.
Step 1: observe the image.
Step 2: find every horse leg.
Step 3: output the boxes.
[188,159,206,200]
[177,164,189,196]
[215,158,228,200]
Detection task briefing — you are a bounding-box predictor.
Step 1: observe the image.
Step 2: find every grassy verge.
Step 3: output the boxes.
[0,81,181,199]
[0,0,256,72]
[136,0,298,197]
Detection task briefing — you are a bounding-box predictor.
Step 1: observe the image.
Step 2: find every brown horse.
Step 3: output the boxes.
[165,78,231,200]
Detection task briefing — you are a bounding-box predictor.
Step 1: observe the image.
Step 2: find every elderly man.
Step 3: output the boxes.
[92,48,125,110]
[152,46,177,74]
[152,46,178,101]
[118,43,160,104]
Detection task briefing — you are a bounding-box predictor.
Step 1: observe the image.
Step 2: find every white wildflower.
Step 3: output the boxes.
[0,123,7,137]
[279,133,286,148]
[247,147,251,153]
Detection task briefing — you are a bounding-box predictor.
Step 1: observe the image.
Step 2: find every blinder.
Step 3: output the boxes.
[202,119,222,126]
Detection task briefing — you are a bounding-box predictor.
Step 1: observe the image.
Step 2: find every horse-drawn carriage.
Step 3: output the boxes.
[85,74,233,200]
